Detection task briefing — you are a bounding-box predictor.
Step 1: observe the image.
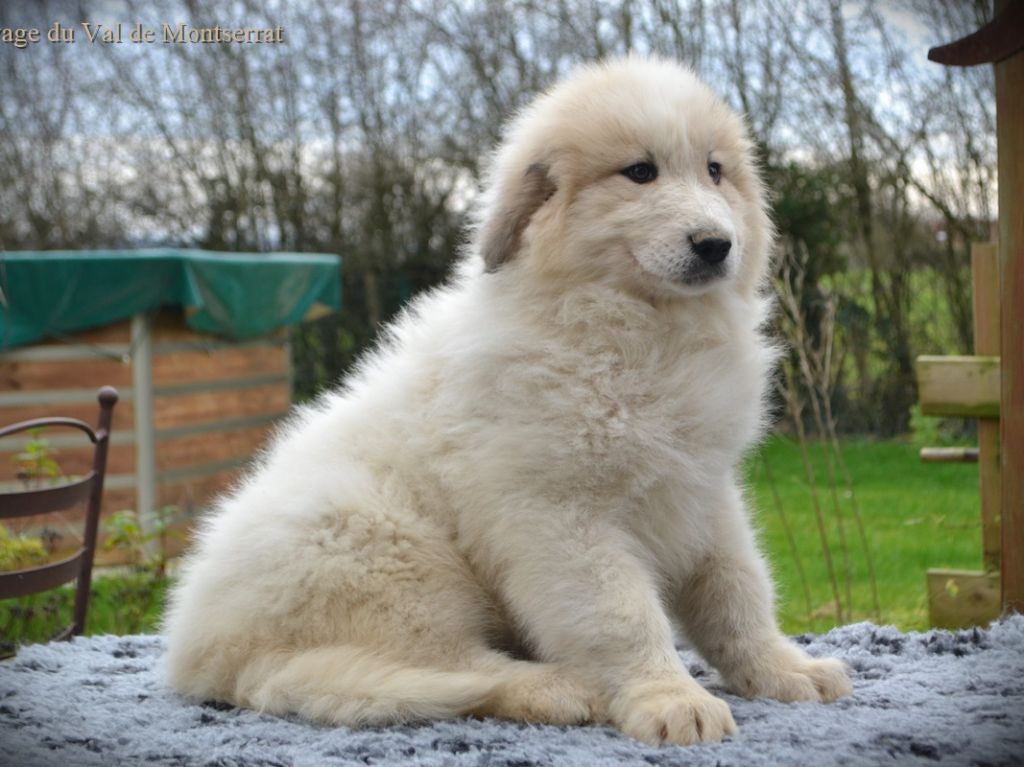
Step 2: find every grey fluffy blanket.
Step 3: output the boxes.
[2,618,1023,767]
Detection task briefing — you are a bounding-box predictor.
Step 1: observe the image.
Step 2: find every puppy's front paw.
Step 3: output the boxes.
[610,680,737,746]
[732,648,852,703]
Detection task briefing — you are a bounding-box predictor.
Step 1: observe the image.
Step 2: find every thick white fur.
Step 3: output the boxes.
[163,57,851,745]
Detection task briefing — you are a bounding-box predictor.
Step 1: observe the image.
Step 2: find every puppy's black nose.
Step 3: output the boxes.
[689,235,731,265]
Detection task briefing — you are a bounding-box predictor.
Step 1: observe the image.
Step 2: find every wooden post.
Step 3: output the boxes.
[918,247,1003,628]
[995,0,1024,613]
[131,313,157,559]
[972,244,1001,573]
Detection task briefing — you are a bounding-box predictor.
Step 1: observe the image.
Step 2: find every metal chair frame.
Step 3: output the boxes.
[0,387,118,639]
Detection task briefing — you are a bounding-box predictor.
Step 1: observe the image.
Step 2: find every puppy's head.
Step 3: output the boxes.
[474,57,773,300]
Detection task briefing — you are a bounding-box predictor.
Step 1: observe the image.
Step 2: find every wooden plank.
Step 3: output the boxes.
[158,467,245,516]
[155,423,275,473]
[920,447,978,463]
[0,358,133,391]
[0,401,135,429]
[101,487,136,513]
[153,373,287,398]
[927,568,1001,629]
[153,383,289,430]
[995,13,1024,614]
[972,243,1002,573]
[917,355,1000,417]
[973,243,1001,353]
[153,346,288,386]
[155,413,286,441]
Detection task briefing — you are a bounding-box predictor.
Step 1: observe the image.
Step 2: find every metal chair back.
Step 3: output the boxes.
[0,386,118,638]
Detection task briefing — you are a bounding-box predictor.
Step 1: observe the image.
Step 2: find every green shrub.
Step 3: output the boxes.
[908,404,973,448]
[0,525,47,572]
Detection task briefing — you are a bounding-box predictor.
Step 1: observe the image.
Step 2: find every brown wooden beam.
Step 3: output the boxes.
[996,0,1024,614]
[972,243,1002,573]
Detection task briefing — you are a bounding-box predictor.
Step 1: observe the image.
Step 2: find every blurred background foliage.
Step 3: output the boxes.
[0,0,994,434]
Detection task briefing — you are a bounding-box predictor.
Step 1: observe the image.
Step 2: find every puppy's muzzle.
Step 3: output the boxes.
[689,233,732,265]
[676,232,732,286]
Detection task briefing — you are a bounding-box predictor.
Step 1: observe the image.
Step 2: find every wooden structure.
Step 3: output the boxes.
[918,245,1002,627]
[920,0,1024,625]
[0,311,291,564]
[992,0,1024,619]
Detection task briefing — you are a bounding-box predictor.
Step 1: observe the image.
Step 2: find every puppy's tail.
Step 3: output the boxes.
[234,645,497,726]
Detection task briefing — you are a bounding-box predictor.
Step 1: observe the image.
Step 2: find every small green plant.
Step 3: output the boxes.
[96,506,180,634]
[95,569,169,635]
[10,429,62,487]
[8,428,72,556]
[104,505,180,576]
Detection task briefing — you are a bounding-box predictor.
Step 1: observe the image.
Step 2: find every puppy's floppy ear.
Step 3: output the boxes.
[480,163,557,272]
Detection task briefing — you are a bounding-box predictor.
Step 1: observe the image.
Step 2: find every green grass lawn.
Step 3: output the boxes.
[2,437,980,647]
[745,435,980,634]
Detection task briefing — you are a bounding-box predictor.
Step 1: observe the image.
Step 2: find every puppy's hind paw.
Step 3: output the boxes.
[801,657,852,702]
[732,652,852,704]
[480,667,600,726]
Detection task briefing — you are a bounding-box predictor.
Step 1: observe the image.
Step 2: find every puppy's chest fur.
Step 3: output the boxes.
[576,340,754,476]
[456,294,769,498]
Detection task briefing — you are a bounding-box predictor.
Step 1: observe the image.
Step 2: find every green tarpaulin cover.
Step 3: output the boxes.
[0,250,342,350]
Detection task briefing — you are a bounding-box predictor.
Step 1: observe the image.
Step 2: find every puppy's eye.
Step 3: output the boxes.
[622,162,658,184]
[708,161,722,185]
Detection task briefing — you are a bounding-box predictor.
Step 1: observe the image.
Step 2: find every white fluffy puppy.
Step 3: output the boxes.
[163,57,851,746]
